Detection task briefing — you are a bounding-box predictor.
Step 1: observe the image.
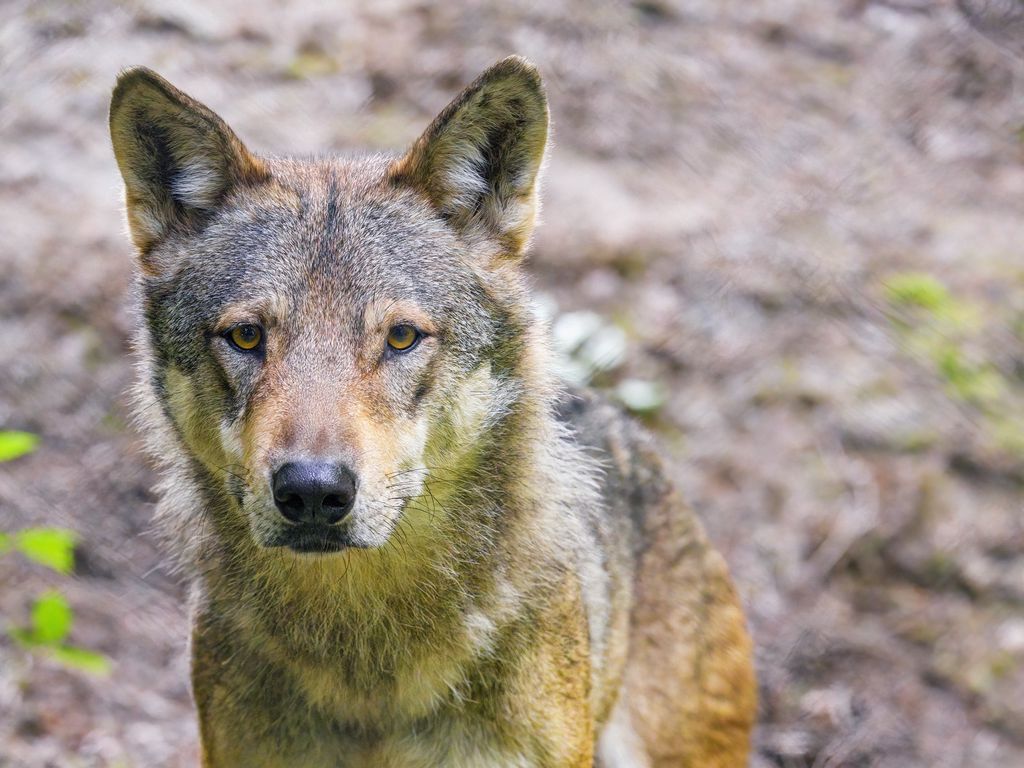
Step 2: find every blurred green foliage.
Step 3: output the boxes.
[934,346,1006,405]
[1,431,110,674]
[885,272,951,313]
[885,271,1004,405]
[9,590,110,674]
[885,271,1024,460]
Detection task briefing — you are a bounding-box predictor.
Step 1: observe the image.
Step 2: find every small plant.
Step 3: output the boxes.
[0,430,109,674]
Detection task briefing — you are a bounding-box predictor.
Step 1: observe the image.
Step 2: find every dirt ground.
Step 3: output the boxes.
[2,1,1023,765]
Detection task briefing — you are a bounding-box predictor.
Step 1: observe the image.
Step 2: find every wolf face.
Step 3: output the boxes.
[110,59,548,555]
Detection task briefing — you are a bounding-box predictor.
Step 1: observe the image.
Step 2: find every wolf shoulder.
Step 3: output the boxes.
[555,384,702,551]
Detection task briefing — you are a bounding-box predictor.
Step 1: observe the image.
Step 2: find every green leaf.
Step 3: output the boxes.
[50,645,111,675]
[0,430,39,462]
[30,590,73,646]
[15,528,76,573]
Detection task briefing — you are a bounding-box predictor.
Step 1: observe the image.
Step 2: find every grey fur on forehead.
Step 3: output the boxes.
[165,155,482,313]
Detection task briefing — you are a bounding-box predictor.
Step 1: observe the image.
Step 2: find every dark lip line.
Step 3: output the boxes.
[266,524,368,554]
[280,540,349,554]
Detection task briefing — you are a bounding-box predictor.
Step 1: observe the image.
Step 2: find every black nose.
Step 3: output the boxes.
[272,461,357,525]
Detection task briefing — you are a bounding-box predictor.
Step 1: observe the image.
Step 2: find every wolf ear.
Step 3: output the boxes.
[109,67,267,258]
[390,56,549,258]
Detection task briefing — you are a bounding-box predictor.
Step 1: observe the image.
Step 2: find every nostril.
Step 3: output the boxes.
[323,494,346,509]
[276,491,301,506]
[275,490,306,520]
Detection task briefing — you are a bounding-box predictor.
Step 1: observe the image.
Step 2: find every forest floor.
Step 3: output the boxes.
[2,1,1023,765]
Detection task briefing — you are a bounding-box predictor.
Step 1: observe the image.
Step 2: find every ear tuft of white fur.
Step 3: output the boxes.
[171,161,225,211]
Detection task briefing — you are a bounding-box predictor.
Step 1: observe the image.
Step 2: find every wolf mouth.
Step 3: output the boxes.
[268,525,362,554]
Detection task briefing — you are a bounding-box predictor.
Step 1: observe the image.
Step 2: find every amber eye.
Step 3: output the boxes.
[386,324,420,352]
[226,324,263,352]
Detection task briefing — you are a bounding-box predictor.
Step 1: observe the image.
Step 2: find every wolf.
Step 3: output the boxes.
[109,56,756,767]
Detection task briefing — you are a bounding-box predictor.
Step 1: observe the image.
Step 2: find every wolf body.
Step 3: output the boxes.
[109,57,756,767]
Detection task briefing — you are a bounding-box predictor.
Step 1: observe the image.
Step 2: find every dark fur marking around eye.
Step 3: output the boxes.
[412,380,431,407]
[408,361,438,416]
[217,364,248,423]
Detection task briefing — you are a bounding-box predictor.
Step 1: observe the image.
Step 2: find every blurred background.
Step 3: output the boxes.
[1,0,1023,765]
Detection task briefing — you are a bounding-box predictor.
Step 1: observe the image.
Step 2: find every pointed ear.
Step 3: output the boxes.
[109,67,268,258]
[389,56,549,258]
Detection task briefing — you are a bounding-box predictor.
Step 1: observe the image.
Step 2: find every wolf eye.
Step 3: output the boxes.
[226,324,263,352]
[386,324,420,352]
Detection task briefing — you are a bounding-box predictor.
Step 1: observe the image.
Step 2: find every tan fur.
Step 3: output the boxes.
[110,57,756,767]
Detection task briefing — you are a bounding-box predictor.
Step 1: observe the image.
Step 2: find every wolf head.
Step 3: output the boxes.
[110,58,549,555]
